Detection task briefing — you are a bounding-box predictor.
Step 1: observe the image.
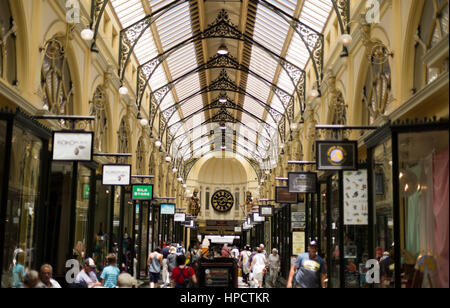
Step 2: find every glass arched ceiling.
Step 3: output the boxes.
[110,0,333,161]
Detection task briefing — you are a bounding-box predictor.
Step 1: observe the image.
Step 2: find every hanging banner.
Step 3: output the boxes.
[52,131,94,161]
[102,164,131,186]
[316,140,358,170]
[343,170,368,225]
[275,186,298,204]
[174,213,186,222]
[292,231,305,255]
[132,184,153,200]
[160,203,175,215]
[288,172,317,193]
[259,205,274,217]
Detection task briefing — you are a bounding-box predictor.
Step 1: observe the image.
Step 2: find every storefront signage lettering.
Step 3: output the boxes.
[174,213,186,222]
[52,131,93,161]
[132,185,153,200]
[160,203,175,215]
[259,205,274,217]
[102,164,131,186]
[316,140,358,171]
[288,172,317,193]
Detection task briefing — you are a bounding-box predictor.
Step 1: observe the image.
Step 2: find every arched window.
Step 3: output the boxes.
[41,39,73,115]
[90,87,108,152]
[0,0,16,84]
[118,118,130,164]
[362,45,392,124]
[136,137,146,175]
[414,0,449,89]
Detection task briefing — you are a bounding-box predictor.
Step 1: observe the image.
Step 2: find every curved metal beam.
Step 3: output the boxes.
[185,139,264,162]
[251,0,324,85]
[171,118,273,156]
[118,0,188,80]
[138,53,295,119]
[156,70,286,143]
[166,94,277,142]
[89,0,109,52]
[177,129,268,158]
[127,8,306,119]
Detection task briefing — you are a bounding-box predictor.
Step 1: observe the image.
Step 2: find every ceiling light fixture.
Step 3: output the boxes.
[217,44,229,55]
[119,85,128,96]
[308,88,320,98]
[339,34,353,47]
[165,156,171,162]
[155,140,162,148]
[81,28,94,41]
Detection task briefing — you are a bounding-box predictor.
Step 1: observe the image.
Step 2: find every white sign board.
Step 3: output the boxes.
[253,213,265,223]
[53,131,93,161]
[174,213,186,222]
[344,170,368,225]
[234,227,242,232]
[292,232,305,255]
[102,165,131,186]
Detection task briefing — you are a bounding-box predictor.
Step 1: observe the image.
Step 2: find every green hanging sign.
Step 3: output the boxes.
[83,184,90,199]
[132,184,153,200]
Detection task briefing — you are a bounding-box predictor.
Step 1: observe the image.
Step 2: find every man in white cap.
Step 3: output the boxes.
[76,258,102,288]
[287,241,326,288]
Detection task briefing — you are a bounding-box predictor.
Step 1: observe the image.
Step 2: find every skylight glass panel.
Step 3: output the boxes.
[242,97,266,119]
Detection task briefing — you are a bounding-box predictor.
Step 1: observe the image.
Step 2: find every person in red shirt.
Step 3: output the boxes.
[171,255,197,288]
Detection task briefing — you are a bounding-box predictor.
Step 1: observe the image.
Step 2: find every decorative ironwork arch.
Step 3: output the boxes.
[138,53,297,121]
[90,86,108,152]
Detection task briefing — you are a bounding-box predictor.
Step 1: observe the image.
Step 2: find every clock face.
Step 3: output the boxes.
[211,190,234,212]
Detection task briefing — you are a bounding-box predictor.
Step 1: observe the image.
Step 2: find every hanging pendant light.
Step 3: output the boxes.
[217,43,229,55]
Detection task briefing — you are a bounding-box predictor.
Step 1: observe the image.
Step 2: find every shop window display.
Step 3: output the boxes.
[329,174,340,288]
[73,165,93,264]
[92,180,111,271]
[2,125,43,288]
[319,183,328,262]
[397,130,449,288]
[372,139,395,288]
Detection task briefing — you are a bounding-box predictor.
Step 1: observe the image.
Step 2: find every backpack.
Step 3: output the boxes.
[176,267,194,288]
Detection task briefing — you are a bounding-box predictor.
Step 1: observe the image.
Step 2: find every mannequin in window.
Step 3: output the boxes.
[189,188,201,217]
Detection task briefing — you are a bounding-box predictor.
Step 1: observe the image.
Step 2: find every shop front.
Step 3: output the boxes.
[0,108,52,288]
[365,120,449,288]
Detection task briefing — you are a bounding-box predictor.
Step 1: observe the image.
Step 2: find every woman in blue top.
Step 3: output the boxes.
[12,252,26,288]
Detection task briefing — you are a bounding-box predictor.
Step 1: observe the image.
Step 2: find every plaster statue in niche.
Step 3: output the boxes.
[189,187,201,217]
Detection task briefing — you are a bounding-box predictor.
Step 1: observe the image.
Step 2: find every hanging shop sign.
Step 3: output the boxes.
[259,205,274,217]
[174,213,186,222]
[102,164,131,186]
[243,222,252,230]
[343,170,368,225]
[254,212,266,223]
[316,140,358,170]
[275,186,299,204]
[234,227,242,233]
[291,211,306,230]
[160,203,175,215]
[52,131,94,161]
[292,231,305,255]
[132,184,153,200]
[181,216,192,226]
[288,172,317,193]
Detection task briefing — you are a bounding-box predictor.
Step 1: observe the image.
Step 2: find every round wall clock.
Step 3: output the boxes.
[211,190,234,212]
